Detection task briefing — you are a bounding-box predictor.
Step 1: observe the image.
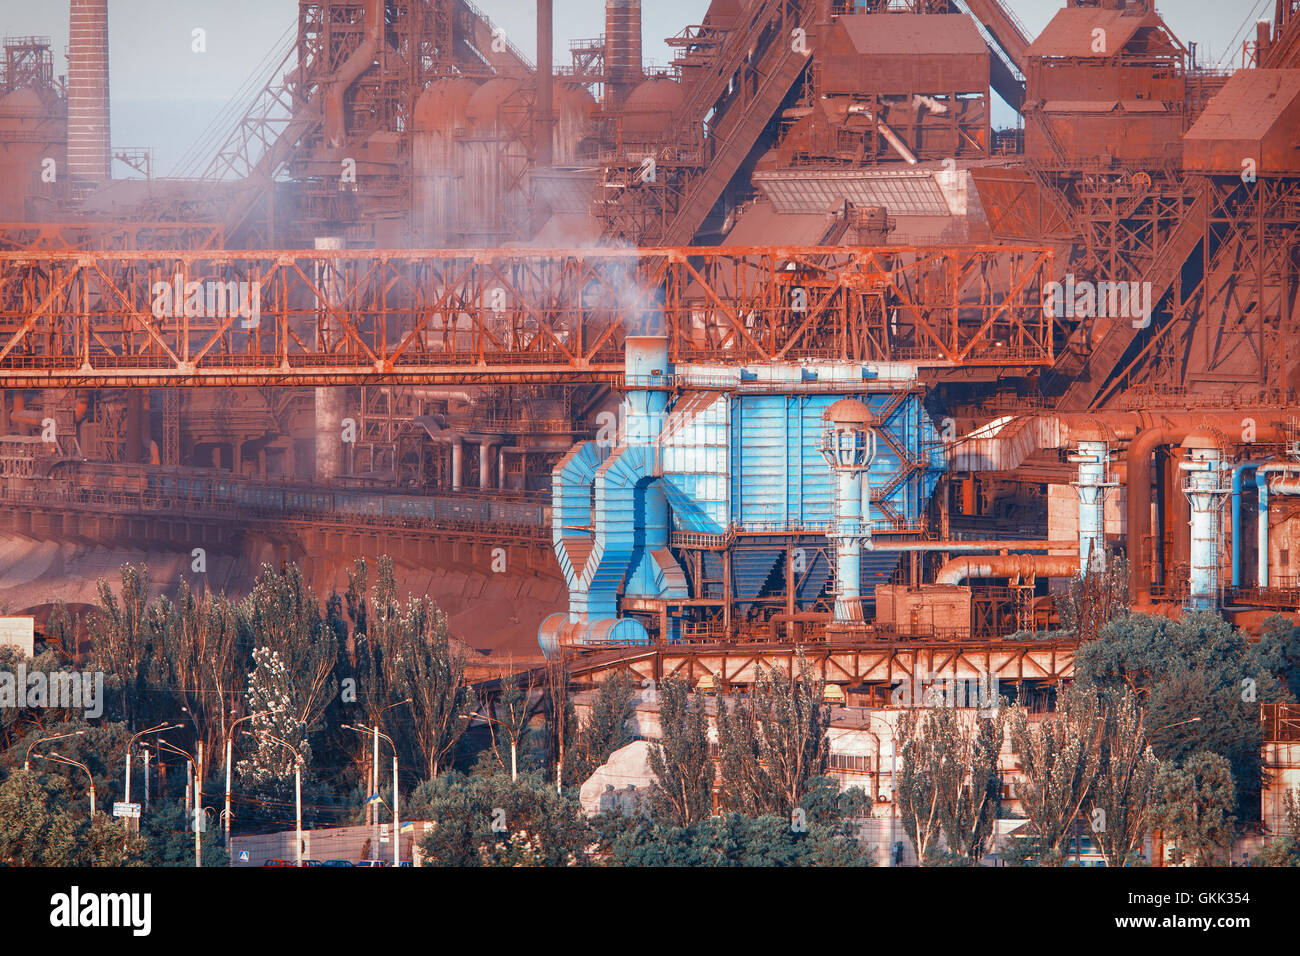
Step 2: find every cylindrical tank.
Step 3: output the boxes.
[67,0,110,187]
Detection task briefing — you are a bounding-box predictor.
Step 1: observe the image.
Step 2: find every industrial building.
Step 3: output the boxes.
[0,0,1298,726]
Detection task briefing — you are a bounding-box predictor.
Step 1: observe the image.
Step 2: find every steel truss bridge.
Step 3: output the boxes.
[0,244,1053,388]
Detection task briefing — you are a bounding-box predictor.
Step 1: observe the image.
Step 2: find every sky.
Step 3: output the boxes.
[0,0,1274,177]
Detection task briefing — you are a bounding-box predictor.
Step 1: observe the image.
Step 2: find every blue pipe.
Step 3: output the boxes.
[1231,460,1267,587]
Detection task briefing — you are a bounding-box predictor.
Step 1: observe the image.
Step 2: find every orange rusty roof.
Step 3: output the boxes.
[1028,8,1156,58]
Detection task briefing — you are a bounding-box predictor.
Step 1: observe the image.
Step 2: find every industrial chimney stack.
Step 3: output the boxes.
[604,0,643,110]
[67,0,111,187]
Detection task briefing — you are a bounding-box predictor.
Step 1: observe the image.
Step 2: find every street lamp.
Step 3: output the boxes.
[125,723,179,819]
[157,739,204,868]
[469,709,519,781]
[25,730,84,773]
[40,752,96,816]
[343,723,400,865]
[257,731,305,868]
[1153,717,1203,734]
[222,709,281,853]
[359,699,412,846]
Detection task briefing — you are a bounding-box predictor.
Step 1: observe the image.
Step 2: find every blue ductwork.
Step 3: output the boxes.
[1231,460,1267,587]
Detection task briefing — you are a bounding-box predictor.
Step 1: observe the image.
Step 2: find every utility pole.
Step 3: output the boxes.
[195,740,203,869]
[372,724,380,857]
[392,752,400,866]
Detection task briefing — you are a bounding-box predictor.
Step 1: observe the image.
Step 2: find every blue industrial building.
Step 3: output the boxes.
[539,337,946,652]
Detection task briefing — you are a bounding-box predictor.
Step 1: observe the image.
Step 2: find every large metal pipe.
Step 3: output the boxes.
[871,539,1077,552]
[1127,427,1187,603]
[324,0,384,148]
[1257,461,1300,587]
[935,554,1080,587]
[1231,460,1269,586]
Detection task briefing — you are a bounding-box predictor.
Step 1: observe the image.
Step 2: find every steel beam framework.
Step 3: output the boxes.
[0,244,1053,388]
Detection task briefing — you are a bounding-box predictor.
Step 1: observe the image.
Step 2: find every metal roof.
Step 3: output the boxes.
[1028,8,1153,58]
[1184,69,1300,143]
[835,13,987,57]
[753,168,951,217]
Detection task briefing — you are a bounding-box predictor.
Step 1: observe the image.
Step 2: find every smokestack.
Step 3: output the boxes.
[605,0,642,110]
[536,0,554,169]
[67,0,110,187]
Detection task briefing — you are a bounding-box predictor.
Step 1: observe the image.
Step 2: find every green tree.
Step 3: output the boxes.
[1074,611,1278,818]
[715,654,830,816]
[894,706,1002,865]
[1085,686,1160,867]
[411,770,591,866]
[152,579,250,783]
[568,671,635,783]
[388,596,471,778]
[0,770,79,865]
[647,677,714,826]
[1251,615,1300,703]
[1057,551,1130,643]
[89,564,159,726]
[940,710,1005,864]
[1008,688,1102,865]
[593,810,874,867]
[1153,750,1236,866]
[1252,788,1300,866]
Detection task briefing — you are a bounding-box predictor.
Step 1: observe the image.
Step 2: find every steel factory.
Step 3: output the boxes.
[1,0,1299,862]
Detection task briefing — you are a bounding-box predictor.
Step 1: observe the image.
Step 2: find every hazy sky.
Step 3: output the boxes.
[0,0,1272,176]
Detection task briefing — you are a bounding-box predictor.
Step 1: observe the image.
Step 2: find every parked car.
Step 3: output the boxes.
[396,861,413,868]
[357,859,390,867]
[301,860,325,867]
[321,860,355,867]
[263,859,295,867]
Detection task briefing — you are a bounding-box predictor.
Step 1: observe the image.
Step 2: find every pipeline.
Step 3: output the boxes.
[1257,461,1300,587]
[1231,460,1269,586]
[323,0,384,148]
[935,554,1080,586]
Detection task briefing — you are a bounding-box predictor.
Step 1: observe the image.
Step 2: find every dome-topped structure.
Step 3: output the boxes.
[823,398,874,427]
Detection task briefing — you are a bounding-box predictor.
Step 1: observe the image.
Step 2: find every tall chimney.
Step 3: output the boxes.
[536,0,554,169]
[67,0,110,187]
[605,0,642,110]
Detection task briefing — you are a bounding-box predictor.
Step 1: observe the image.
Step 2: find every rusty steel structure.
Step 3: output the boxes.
[0,244,1053,387]
[1,0,1299,672]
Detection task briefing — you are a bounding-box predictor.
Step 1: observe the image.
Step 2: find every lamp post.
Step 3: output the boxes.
[365,699,411,847]
[25,730,84,773]
[470,709,518,781]
[40,752,96,816]
[344,723,399,865]
[222,709,278,854]
[157,739,203,868]
[125,723,179,827]
[258,731,304,867]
